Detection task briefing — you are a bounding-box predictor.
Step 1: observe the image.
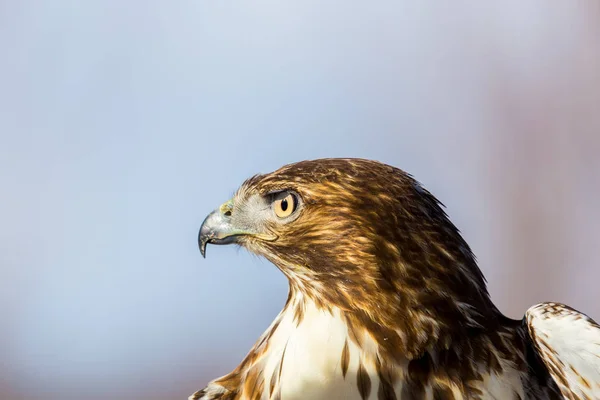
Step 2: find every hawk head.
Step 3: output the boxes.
[199,158,501,356]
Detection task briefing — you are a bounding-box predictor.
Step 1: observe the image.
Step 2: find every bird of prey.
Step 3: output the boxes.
[191,158,600,400]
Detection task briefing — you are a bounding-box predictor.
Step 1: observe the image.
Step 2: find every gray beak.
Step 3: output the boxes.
[198,200,278,258]
[198,204,241,258]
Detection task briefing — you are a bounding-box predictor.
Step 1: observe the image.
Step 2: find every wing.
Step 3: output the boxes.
[188,385,231,400]
[525,302,600,399]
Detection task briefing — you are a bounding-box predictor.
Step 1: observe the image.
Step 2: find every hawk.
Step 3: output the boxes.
[191,158,600,400]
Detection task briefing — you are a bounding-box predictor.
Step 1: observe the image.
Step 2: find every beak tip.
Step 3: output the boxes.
[198,227,208,258]
[198,235,208,258]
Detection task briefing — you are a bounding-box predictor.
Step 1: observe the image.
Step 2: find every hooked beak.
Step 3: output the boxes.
[198,200,277,258]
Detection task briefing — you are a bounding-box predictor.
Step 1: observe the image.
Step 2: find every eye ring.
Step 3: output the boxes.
[272,191,298,219]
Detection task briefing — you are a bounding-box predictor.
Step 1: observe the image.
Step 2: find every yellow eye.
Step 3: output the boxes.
[272,192,298,218]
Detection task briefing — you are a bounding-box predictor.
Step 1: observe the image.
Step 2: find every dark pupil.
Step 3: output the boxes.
[280,199,288,211]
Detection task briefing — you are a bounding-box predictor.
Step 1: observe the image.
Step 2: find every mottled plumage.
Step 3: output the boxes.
[191,158,599,399]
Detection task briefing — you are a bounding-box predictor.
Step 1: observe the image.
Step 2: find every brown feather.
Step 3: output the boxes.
[191,158,568,399]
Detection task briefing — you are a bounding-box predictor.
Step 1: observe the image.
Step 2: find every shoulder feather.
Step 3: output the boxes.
[525,302,600,399]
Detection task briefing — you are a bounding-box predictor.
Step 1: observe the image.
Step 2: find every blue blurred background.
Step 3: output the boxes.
[1,1,599,399]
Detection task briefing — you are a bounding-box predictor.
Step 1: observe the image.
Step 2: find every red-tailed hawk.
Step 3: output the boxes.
[191,158,600,400]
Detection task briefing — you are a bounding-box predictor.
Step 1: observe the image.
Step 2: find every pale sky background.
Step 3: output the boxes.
[0,2,599,399]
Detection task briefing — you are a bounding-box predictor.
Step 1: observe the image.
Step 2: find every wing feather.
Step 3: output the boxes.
[526,302,600,399]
